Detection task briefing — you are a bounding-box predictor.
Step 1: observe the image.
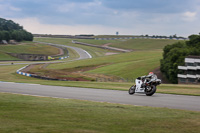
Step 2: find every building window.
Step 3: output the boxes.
[197,70,200,75]
[197,63,200,66]
[187,70,196,75]
[188,78,196,83]
[186,63,195,66]
[178,70,185,74]
[179,78,186,83]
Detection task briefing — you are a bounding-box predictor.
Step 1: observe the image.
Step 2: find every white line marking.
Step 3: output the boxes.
[83,50,92,58]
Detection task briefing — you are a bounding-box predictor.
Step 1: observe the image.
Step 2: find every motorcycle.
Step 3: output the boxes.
[129,76,161,96]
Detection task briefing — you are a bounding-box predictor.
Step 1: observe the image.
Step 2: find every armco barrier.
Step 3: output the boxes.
[59,56,69,60]
[16,65,69,81]
[94,37,188,40]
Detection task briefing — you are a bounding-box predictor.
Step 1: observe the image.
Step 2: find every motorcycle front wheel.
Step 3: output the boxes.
[145,85,156,96]
[129,85,136,95]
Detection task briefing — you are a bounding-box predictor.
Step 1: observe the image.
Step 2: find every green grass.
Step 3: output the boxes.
[109,39,182,50]
[0,93,199,133]
[0,42,61,60]
[72,37,181,51]
[0,43,60,55]
[68,38,181,51]
[0,51,21,60]
[38,50,162,80]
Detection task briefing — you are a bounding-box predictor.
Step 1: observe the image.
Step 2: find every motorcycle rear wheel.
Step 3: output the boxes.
[129,85,135,95]
[145,85,156,96]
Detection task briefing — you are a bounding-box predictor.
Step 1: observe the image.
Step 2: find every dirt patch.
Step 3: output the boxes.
[102,43,112,47]
[21,63,118,82]
[52,47,64,56]
[21,64,36,72]
[105,52,118,56]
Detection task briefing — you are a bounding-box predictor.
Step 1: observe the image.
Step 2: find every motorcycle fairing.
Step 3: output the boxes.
[135,79,145,93]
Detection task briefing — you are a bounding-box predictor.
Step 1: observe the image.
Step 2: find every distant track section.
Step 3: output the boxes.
[72,40,131,53]
[0,41,92,66]
[34,41,92,60]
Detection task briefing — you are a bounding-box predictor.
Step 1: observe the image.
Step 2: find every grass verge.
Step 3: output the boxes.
[0,93,199,133]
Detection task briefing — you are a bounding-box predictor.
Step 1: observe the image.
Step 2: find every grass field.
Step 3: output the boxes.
[26,50,162,81]
[72,38,181,50]
[0,93,199,133]
[0,42,61,60]
[0,51,20,60]
[109,39,182,50]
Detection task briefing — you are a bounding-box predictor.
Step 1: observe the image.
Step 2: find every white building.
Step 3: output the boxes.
[177,56,200,84]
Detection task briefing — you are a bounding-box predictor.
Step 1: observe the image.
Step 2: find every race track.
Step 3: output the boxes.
[0,41,199,112]
[0,82,199,111]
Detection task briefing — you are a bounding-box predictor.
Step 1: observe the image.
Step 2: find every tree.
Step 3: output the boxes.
[160,34,200,83]
[0,17,33,42]
[1,31,10,41]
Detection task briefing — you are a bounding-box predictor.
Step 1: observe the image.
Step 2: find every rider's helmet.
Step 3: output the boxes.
[149,72,154,75]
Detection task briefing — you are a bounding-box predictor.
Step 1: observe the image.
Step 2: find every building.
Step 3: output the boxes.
[177,56,200,84]
[1,40,8,44]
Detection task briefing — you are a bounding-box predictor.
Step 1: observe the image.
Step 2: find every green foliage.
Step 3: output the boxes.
[0,18,33,42]
[186,35,200,47]
[161,34,200,83]
[0,18,23,31]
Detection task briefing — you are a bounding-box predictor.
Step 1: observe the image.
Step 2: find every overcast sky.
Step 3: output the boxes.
[0,0,200,37]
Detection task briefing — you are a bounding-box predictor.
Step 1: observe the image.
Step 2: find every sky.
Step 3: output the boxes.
[0,0,200,37]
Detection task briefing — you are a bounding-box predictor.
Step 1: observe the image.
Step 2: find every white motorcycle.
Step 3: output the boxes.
[129,76,161,96]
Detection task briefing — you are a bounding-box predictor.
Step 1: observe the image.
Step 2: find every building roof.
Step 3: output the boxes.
[187,55,200,59]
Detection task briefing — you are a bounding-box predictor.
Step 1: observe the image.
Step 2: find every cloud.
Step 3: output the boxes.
[0,3,21,17]
[0,3,21,12]
[182,11,197,22]
[102,0,193,13]
[11,17,130,35]
[57,0,102,13]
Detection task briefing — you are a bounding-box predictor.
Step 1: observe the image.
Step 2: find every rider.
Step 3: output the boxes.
[140,72,157,87]
[146,72,157,81]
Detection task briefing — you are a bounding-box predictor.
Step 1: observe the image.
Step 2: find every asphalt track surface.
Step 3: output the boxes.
[0,82,200,112]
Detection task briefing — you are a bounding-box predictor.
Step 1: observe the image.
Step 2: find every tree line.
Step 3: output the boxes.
[0,18,33,42]
[160,34,200,83]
